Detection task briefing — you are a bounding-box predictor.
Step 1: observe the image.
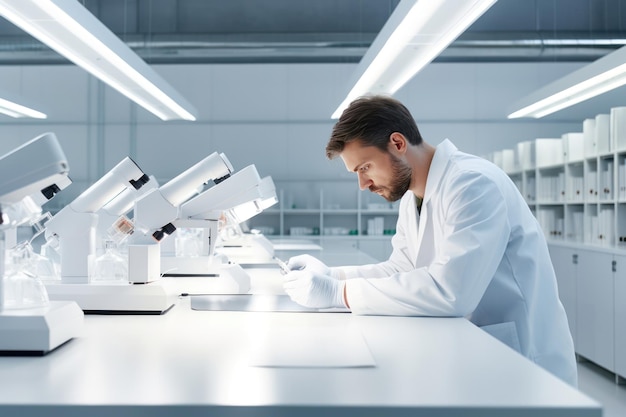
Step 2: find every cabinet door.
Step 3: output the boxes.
[577,250,614,372]
[614,254,626,378]
[548,245,577,346]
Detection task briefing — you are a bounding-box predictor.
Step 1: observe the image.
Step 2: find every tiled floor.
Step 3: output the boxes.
[577,361,626,417]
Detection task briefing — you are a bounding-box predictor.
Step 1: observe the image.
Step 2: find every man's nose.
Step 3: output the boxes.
[357,172,372,190]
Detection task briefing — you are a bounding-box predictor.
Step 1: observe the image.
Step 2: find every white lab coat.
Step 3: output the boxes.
[337,139,577,386]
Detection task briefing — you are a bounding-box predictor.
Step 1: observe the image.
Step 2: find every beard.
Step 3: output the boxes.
[369,154,412,202]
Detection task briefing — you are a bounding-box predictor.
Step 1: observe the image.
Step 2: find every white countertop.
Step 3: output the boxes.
[0,257,601,416]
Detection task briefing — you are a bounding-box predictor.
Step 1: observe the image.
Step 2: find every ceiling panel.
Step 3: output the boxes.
[0,0,624,64]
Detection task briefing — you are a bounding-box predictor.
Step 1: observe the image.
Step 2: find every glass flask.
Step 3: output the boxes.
[3,240,50,309]
[90,240,128,282]
[12,241,60,282]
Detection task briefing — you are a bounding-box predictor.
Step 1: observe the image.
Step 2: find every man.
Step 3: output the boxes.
[283,95,577,387]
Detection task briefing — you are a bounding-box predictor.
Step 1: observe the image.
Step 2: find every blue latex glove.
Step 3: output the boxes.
[283,269,346,309]
[287,254,332,276]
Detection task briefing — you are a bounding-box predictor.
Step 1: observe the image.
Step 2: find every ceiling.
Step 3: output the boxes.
[0,0,625,65]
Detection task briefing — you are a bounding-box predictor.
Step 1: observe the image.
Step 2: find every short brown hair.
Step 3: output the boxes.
[326,95,423,159]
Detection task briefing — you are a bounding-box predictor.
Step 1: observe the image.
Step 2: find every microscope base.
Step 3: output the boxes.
[161,255,226,277]
[0,300,84,355]
[162,262,252,295]
[44,280,176,314]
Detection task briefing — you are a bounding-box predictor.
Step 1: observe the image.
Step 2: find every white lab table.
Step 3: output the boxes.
[0,264,601,416]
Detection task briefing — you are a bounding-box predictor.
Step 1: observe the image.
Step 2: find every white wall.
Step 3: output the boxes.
[0,61,591,205]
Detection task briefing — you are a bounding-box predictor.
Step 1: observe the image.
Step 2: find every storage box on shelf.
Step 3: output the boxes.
[563,132,584,163]
[583,117,596,157]
[612,107,626,152]
[502,105,626,382]
[596,113,611,154]
[497,140,537,207]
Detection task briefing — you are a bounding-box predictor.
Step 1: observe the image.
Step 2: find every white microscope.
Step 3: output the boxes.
[159,165,278,294]
[0,132,83,354]
[42,157,178,313]
[123,151,233,273]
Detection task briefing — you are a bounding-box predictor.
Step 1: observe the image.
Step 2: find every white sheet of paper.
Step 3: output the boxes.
[248,325,376,368]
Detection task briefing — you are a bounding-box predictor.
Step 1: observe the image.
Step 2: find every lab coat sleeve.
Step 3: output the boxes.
[345,170,511,316]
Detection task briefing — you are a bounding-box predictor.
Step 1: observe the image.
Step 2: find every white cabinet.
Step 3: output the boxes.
[548,245,577,345]
[614,253,626,379]
[549,244,620,375]
[576,249,614,372]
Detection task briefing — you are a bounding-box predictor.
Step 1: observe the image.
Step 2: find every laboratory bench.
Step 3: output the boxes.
[0,264,601,417]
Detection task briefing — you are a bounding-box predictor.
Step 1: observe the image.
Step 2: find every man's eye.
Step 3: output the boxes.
[360,165,369,172]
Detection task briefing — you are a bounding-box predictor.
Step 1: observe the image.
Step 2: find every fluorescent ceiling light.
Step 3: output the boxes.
[331,0,497,119]
[0,97,46,119]
[508,44,626,119]
[0,0,197,121]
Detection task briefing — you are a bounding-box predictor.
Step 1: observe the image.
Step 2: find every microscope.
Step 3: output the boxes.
[0,132,83,354]
[43,156,150,284]
[41,157,176,314]
[159,165,278,294]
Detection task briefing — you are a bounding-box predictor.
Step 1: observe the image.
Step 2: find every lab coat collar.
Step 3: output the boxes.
[423,139,457,204]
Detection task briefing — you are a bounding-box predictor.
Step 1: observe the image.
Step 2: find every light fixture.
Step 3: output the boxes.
[0,0,197,121]
[331,0,497,119]
[508,45,626,119]
[0,96,46,119]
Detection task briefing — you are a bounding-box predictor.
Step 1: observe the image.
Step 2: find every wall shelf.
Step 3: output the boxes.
[248,180,398,260]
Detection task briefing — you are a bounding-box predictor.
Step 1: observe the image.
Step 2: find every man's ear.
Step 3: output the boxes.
[389,132,407,155]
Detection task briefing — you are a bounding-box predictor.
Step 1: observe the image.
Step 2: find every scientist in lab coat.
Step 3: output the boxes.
[283,95,577,386]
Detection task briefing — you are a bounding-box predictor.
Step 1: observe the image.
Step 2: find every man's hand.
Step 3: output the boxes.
[287,254,332,275]
[283,269,346,309]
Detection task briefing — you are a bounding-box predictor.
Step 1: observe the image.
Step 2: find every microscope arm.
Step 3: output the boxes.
[160,152,233,207]
[130,152,233,243]
[101,175,158,218]
[179,165,277,223]
[96,175,159,247]
[43,157,150,282]
[68,157,148,213]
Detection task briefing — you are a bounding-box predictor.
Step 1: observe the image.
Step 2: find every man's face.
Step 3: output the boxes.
[340,140,412,202]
